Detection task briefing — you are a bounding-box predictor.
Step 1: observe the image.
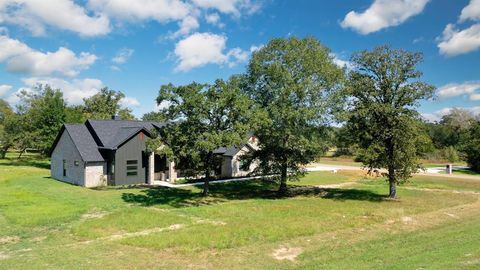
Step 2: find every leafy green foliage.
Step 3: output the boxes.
[463,121,480,172]
[344,46,435,198]
[0,99,14,158]
[83,87,135,120]
[242,37,344,192]
[148,76,256,195]
[15,85,67,155]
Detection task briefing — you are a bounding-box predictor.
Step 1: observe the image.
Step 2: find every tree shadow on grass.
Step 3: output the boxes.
[121,180,388,208]
[0,158,50,170]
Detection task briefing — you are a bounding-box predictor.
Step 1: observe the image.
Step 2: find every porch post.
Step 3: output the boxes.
[168,159,177,183]
[148,152,154,185]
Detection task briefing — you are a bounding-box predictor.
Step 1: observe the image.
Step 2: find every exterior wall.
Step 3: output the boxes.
[114,132,147,185]
[221,156,233,178]
[221,146,259,178]
[85,162,107,187]
[51,130,85,186]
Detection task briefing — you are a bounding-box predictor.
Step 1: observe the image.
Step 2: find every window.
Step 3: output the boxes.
[126,160,138,176]
[74,160,79,166]
[63,160,66,177]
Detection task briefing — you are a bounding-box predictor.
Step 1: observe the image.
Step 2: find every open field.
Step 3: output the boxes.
[1,156,480,269]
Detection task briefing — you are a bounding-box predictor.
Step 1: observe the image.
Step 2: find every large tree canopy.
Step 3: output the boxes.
[16,85,67,155]
[147,76,256,195]
[83,87,135,120]
[462,120,480,172]
[243,37,344,193]
[344,46,435,198]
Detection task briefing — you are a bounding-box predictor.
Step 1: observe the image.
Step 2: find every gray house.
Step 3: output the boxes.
[50,118,258,187]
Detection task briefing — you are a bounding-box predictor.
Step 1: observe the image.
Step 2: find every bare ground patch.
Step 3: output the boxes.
[81,209,109,220]
[0,236,20,245]
[272,246,303,262]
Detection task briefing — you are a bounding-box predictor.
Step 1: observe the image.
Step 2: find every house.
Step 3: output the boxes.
[50,118,258,187]
[213,136,259,178]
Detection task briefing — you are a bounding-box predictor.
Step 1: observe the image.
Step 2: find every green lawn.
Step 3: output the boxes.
[1,156,480,269]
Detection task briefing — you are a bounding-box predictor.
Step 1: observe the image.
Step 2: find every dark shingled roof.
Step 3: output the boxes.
[86,119,164,148]
[213,144,255,157]
[64,124,105,162]
[50,119,166,162]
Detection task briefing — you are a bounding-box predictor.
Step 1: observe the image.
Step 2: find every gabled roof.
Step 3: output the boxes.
[50,119,166,162]
[213,143,256,157]
[63,124,105,162]
[86,119,164,148]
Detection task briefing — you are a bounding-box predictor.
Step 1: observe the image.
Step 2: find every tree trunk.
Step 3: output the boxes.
[388,166,396,199]
[0,147,7,159]
[278,164,288,194]
[18,148,26,159]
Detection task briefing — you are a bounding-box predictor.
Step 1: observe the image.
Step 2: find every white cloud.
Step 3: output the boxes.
[20,77,103,105]
[120,96,140,107]
[437,23,480,56]
[421,107,480,122]
[0,0,110,37]
[205,12,220,24]
[192,0,261,16]
[87,0,192,22]
[15,77,140,108]
[330,53,353,70]
[0,84,12,97]
[5,87,32,104]
[174,32,249,71]
[340,0,430,35]
[470,93,480,101]
[437,81,480,98]
[169,16,200,39]
[112,48,134,64]
[460,0,480,22]
[0,36,96,77]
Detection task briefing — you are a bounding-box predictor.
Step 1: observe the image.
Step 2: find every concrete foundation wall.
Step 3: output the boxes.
[51,130,85,186]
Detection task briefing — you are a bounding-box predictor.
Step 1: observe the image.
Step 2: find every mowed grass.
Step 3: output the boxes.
[1,156,480,269]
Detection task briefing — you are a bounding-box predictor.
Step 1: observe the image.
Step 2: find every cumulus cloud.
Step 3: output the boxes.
[0,0,110,37]
[174,32,249,71]
[205,12,221,26]
[169,16,200,39]
[470,93,480,101]
[21,77,104,105]
[340,0,430,35]
[192,0,261,16]
[422,106,480,122]
[330,53,353,70]
[0,84,12,97]
[437,0,480,56]
[438,23,480,56]
[437,81,480,98]
[0,36,97,77]
[119,96,141,107]
[6,77,139,108]
[87,0,192,22]
[460,0,480,22]
[112,48,134,64]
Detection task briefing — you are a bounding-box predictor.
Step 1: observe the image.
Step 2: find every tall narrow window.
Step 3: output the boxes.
[126,160,138,176]
[63,160,66,177]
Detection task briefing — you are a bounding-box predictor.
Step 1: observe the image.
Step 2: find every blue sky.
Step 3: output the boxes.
[0,0,479,121]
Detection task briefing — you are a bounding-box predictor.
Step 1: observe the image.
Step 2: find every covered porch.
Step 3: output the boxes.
[146,153,177,184]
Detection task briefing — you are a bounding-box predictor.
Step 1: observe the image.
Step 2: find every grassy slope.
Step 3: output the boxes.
[1,156,479,269]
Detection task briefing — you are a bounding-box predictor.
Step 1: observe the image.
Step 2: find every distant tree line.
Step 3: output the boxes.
[0,86,135,158]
